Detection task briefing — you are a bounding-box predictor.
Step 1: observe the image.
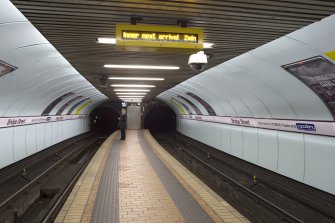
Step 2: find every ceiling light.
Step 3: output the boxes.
[203,42,214,49]
[111,84,155,88]
[117,95,146,97]
[104,65,179,70]
[116,92,147,95]
[114,89,150,92]
[109,77,164,81]
[119,98,143,100]
[97,37,116,44]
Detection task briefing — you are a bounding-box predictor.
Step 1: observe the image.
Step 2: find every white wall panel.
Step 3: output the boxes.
[220,124,231,153]
[44,123,52,148]
[0,22,48,53]
[0,1,106,169]
[211,123,222,149]
[304,135,335,195]
[162,13,335,195]
[287,14,335,53]
[57,121,63,142]
[230,125,244,158]
[242,127,259,164]
[257,129,279,171]
[26,125,37,156]
[277,132,305,181]
[0,0,27,23]
[13,126,26,161]
[36,124,45,151]
[0,128,14,169]
[51,122,58,145]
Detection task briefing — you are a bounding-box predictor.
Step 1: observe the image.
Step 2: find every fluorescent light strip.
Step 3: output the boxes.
[111,84,155,88]
[114,89,150,92]
[104,64,179,70]
[120,98,143,101]
[97,37,116,44]
[118,96,144,98]
[97,37,214,49]
[109,77,164,81]
[203,42,214,48]
[116,92,147,95]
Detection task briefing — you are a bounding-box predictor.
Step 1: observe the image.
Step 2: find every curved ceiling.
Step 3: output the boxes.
[0,0,108,116]
[159,13,335,121]
[11,0,335,101]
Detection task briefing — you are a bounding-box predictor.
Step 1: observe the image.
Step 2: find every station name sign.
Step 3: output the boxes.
[116,24,203,49]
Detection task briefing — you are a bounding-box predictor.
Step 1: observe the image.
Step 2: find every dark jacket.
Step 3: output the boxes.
[118,114,127,129]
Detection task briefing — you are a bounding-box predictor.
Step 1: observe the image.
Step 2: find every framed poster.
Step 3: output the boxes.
[0,60,17,77]
[283,56,335,116]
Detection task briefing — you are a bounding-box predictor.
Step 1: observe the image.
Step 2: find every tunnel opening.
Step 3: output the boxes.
[144,105,176,134]
[90,106,119,136]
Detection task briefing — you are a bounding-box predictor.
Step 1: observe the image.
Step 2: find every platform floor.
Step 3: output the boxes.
[55,130,249,223]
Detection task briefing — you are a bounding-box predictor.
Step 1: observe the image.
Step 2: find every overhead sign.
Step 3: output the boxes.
[116,24,203,49]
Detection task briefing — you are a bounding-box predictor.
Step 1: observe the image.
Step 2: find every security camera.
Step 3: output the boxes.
[188,51,208,71]
[100,76,108,88]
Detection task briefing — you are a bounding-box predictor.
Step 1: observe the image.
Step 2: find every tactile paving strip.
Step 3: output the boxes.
[138,131,214,223]
[91,135,120,223]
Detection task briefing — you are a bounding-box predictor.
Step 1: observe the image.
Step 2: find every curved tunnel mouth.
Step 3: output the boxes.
[144,105,176,134]
[90,106,119,136]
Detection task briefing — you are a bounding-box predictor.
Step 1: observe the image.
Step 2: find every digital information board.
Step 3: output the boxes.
[116,24,203,49]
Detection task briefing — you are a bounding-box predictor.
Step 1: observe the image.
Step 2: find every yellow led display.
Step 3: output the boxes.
[116,24,203,49]
[325,50,335,61]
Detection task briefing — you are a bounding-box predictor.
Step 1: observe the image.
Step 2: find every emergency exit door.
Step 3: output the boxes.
[127,106,141,129]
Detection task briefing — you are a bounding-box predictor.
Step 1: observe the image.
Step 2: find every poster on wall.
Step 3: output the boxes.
[283,56,335,116]
[0,60,17,77]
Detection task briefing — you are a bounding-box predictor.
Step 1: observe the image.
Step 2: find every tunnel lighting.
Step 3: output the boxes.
[109,77,164,81]
[113,89,151,92]
[97,37,116,44]
[116,92,147,95]
[111,84,155,88]
[203,42,214,49]
[104,64,179,70]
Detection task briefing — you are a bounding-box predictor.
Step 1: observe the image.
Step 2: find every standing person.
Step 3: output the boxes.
[118,108,127,140]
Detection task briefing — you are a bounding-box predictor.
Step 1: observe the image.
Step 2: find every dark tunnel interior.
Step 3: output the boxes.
[90,107,119,136]
[144,105,176,133]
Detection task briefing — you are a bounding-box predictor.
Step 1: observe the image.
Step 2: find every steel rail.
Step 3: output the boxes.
[174,140,303,223]
[0,138,96,211]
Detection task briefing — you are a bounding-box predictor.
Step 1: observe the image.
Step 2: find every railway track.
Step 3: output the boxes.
[0,133,104,223]
[153,131,335,223]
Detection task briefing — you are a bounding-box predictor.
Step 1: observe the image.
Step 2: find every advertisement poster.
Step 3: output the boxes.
[0,60,17,77]
[283,56,335,116]
[186,92,216,116]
